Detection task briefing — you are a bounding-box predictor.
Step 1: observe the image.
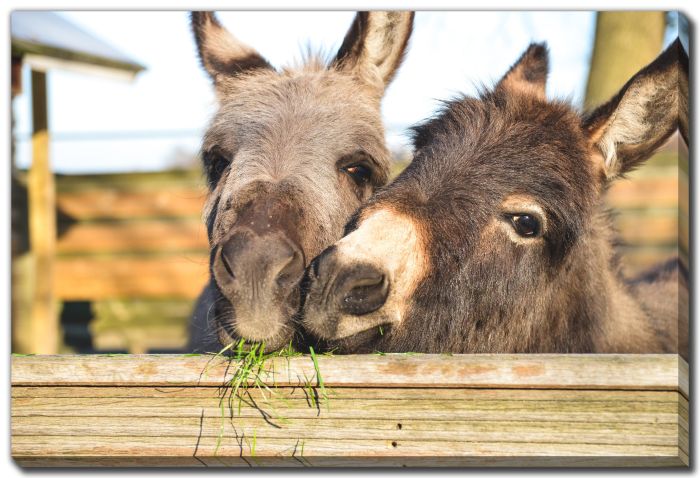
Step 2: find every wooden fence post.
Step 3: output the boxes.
[27,69,58,354]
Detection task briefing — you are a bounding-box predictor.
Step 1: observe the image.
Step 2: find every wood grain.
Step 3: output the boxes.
[11,354,689,398]
[10,354,688,466]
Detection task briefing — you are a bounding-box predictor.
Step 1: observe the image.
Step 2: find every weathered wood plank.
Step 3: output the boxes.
[54,257,208,299]
[12,435,685,467]
[56,220,207,254]
[10,354,689,397]
[54,170,204,193]
[614,212,678,245]
[10,387,688,433]
[11,354,687,467]
[11,414,682,446]
[605,176,679,209]
[11,395,683,423]
[13,455,687,467]
[57,189,204,220]
[11,408,683,430]
[9,385,681,401]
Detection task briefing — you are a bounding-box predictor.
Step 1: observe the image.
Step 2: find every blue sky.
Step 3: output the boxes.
[12,11,602,173]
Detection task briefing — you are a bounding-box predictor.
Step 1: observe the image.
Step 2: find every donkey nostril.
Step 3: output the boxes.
[336,265,389,316]
[276,249,304,290]
[218,231,250,281]
[310,245,337,281]
[219,248,236,279]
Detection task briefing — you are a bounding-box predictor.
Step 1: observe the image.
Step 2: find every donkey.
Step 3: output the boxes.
[187,11,414,352]
[302,39,688,359]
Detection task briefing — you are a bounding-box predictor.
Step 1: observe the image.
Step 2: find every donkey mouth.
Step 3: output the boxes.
[303,305,393,342]
[216,317,292,352]
[212,292,296,352]
[323,322,392,353]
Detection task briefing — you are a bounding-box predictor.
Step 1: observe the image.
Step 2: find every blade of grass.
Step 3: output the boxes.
[309,346,329,410]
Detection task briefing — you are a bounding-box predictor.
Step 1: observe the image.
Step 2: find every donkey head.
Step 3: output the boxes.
[303,39,686,353]
[191,11,413,351]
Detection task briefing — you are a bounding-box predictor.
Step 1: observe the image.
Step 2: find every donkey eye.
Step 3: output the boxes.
[212,158,229,177]
[509,214,541,237]
[343,164,372,186]
[203,148,231,187]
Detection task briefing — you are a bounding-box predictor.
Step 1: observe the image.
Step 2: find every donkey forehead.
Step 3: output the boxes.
[373,98,601,244]
[414,98,596,197]
[204,70,386,156]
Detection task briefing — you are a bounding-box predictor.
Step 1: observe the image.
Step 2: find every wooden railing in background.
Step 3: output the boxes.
[52,170,209,353]
[54,170,209,301]
[11,353,689,467]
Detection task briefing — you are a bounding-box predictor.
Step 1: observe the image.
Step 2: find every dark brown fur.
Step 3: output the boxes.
[303,40,688,360]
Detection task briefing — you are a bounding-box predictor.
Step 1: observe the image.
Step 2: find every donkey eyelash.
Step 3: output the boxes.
[337,150,377,168]
[203,147,231,164]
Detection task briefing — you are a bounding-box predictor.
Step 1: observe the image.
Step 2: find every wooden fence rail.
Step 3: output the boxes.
[11,354,689,467]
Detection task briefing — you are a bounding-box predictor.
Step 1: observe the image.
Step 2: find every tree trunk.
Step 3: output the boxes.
[584,12,666,110]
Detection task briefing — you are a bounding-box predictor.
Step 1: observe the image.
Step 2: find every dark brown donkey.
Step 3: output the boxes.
[188,11,414,352]
[303,40,688,358]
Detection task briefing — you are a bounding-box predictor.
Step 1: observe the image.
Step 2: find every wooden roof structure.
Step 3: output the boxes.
[11,11,145,83]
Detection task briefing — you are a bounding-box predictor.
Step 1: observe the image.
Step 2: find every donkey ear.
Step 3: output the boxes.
[496,43,549,99]
[190,12,273,87]
[582,39,686,178]
[332,11,414,91]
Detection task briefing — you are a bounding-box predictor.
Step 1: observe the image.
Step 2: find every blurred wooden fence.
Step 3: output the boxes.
[50,169,208,353]
[55,169,209,300]
[11,139,686,354]
[606,140,687,273]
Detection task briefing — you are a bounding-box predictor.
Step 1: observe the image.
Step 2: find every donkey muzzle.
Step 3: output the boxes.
[303,246,391,340]
[213,227,304,343]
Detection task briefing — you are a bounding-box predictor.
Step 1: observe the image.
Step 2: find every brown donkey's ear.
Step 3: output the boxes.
[582,38,687,178]
[332,11,415,92]
[496,43,549,100]
[190,12,272,88]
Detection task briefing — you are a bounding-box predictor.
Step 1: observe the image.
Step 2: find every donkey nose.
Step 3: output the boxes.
[333,263,389,316]
[216,230,304,295]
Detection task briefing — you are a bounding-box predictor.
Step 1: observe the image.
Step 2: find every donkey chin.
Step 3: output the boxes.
[212,284,301,353]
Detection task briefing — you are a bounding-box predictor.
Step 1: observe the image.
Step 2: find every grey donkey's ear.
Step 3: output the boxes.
[583,38,688,178]
[496,42,549,100]
[190,12,273,87]
[332,11,415,91]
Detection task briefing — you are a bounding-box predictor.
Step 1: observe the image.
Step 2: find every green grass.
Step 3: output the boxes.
[209,340,331,456]
[309,346,329,411]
